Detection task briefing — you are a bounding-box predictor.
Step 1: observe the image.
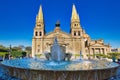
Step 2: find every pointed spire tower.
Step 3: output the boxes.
[34,5,45,38]
[71,4,80,22]
[70,4,82,37]
[36,5,44,23]
[37,5,44,22]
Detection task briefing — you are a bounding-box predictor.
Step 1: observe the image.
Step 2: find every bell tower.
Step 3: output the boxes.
[32,5,45,57]
[34,5,45,38]
[70,4,82,38]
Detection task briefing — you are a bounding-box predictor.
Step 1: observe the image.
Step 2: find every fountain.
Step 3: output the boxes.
[0,38,119,80]
[51,37,65,62]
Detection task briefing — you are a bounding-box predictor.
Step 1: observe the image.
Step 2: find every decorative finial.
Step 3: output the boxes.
[55,20,60,27]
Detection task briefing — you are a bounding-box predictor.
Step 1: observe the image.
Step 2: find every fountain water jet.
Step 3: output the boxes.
[51,37,65,62]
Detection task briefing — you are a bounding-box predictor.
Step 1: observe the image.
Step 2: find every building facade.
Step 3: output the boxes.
[32,4,111,58]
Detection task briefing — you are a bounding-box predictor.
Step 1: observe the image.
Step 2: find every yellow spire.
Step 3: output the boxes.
[37,5,43,22]
[77,13,80,20]
[71,4,80,22]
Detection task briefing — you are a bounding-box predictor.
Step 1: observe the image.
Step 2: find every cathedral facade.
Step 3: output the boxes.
[32,4,111,58]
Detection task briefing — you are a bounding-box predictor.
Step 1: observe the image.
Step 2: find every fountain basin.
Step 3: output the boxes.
[0,58,119,80]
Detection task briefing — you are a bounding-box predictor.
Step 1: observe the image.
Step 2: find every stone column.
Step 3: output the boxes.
[94,48,95,54]
[73,39,75,54]
[92,48,96,59]
[98,48,100,54]
[40,38,43,54]
[102,48,104,54]
[90,48,92,54]
[100,48,102,54]
[32,38,36,57]
[81,38,86,58]
[104,48,106,54]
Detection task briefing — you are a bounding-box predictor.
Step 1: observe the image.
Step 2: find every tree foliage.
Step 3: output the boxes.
[25,46,32,54]
[0,45,8,52]
[0,44,32,58]
[107,53,120,59]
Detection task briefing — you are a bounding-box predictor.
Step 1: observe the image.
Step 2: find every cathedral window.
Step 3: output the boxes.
[39,32,42,36]
[37,23,41,27]
[38,45,40,48]
[85,40,88,47]
[38,49,40,53]
[35,31,38,36]
[74,31,76,36]
[39,24,41,27]
[78,31,80,36]
[74,24,76,26]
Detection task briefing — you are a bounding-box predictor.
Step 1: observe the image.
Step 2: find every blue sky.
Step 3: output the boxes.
[0,0,120,48]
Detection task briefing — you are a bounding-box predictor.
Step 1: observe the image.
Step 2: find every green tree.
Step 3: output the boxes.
[25,46,31,54]
[12,46,22,51]
[0,45,8,57]
[0,45,8,52]
[22,51,27,58]
[9,45,25,58]
[0,45,6,49]
[18,45,25,51]
[11,51,23,58]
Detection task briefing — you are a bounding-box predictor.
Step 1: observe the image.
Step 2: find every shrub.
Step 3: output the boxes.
[107,53,120,59]
[0,52,7,57]
[65,53,72,61]
[11,51,23,58]
[35,54,42,58]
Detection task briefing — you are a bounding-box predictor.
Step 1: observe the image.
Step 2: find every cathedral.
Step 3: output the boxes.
[32,4,111,58]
